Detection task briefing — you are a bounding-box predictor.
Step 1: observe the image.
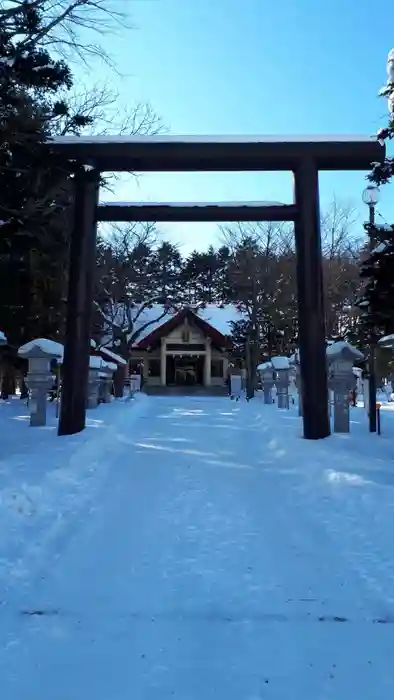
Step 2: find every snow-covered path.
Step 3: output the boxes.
[1,396,394,699]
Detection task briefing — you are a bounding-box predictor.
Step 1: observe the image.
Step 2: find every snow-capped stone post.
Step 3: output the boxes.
[326,341,364,433]
[18,339,63,427]
[87,356,102,409]
[257,362,275,404]
[271,356,291,409]
[99,362,117,403]
[290,350,302,415]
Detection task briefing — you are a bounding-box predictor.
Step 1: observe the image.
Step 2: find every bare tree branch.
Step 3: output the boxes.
[1,0,130,67]
[219,221,292,254]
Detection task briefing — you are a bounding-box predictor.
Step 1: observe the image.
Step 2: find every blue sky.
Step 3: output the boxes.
[75,0,394,251]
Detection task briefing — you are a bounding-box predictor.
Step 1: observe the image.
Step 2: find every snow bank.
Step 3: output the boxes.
[2,395,394,697]
[18,338,63,358]
[0,394,149,596]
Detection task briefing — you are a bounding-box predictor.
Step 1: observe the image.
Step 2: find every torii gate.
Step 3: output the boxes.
[49,135,384,440]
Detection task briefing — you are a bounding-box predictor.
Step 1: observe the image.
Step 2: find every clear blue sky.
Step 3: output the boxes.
[76,0,394,251]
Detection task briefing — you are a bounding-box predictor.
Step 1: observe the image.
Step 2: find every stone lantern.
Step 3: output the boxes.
[326,341,364,433]
[18,338,63,426]
[87,355,102,409]
[99,361,117,403]
[271,356,291,409]
[257,361,276,404]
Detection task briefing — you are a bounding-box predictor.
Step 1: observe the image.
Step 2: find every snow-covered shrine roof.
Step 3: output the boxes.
[133,304,244,348]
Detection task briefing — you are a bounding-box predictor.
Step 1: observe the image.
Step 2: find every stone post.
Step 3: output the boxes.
[87,356,101,409]
[257,362,275,404]
[99,362,116,403]
[18,339,63,427]
[271,356,291,409]
[327,341,364,433]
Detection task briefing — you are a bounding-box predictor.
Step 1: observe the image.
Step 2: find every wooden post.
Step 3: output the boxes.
[58,166,100,436]
[293,160,330,439]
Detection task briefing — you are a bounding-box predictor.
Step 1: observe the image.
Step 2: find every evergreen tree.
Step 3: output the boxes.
[0,1,92,346]
[152,241,184,302]
[369,49,394,186]
[182,245,230,305]
[354,50,394,347]
[356,226,394,339]
[229,319,249,361]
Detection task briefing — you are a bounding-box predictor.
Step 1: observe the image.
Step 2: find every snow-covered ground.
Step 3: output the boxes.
[1,394,394,698]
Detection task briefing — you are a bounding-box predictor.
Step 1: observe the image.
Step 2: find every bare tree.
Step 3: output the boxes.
[320,199,363,338]
[220,221,292,253]
[53,83,164,137]
[93,223,180,359]
[226,232,290,396]
[223,201,363,338]
[0,0,129,66]
[321,197,361,257]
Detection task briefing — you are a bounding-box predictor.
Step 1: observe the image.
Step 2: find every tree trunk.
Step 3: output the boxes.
[1,363,16,399]
[113,365,125,398]
[20,375,29,399]
[245,338,254,400]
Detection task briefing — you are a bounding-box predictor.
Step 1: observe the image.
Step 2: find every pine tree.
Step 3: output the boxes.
[354,50,394,346]
[356,226,394,337]
[229,319,249,361]
[152,241,184,302]
[369,49,394,186]
[182,245,230,305]
[0,1,92,346]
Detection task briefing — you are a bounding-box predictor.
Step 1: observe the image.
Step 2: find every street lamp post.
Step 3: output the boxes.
[362,185,381,433]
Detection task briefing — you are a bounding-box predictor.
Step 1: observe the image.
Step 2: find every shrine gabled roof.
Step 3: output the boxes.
[136,307,231,350]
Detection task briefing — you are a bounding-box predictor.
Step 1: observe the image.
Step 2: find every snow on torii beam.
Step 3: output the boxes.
[97,202,298,223]
[52,134,385,440]
[49,134,384,172]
